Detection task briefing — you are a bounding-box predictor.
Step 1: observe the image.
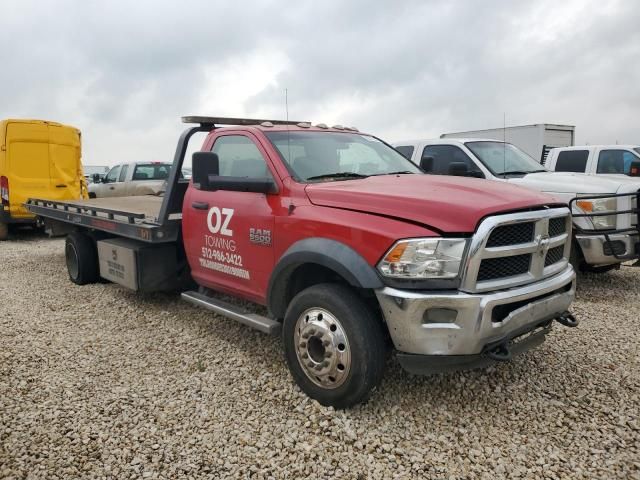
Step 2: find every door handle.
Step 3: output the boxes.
[191,201,209,210]
[109,186,115,190]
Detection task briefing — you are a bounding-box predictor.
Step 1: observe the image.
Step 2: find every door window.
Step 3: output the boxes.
[212,135,272,178]
[421,145,482,176]
[555,150,588,172]
[597,149,639,174]
[118,165,129,182]
[104,165,121,183]
[395,145,414,160]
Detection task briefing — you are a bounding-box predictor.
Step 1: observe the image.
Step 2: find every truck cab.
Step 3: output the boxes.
[546,145,640,177]
[27,117,578,408]
[394,138,640,271]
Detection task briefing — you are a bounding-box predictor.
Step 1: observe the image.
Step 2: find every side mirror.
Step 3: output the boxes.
[629,160,640,177]
[92,173,101,183]
[448,162,469,176]
[192,151,220,190]
[420,156,434,172]
[192,151,277,194]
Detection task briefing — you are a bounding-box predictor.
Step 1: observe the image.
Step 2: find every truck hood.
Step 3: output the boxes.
[304,175,558,233]
[509,171,640,194]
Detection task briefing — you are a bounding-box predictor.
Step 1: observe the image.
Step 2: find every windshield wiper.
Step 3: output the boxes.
[500,169,546,177]
[306,172,369,181]
[371,170,416,176]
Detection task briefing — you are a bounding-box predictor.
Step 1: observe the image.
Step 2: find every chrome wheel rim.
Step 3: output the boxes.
[294,308,351,389]
[65,243,79,279]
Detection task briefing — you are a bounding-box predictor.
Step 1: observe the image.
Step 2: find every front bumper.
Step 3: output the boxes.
[576,233,639,265]
[375,266,576,372]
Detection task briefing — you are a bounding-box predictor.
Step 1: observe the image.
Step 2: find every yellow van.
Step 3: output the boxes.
[0,119,87,239]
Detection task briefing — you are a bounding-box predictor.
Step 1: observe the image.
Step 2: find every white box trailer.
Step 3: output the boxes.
[441,124,575,165]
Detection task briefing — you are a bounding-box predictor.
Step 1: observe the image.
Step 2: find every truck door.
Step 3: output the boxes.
[48,124,83,200]
[99,165,121,197]
[183,133,277,303]
[4,121,50,219]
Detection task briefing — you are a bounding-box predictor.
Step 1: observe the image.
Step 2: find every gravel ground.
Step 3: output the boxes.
[1,231,639,479]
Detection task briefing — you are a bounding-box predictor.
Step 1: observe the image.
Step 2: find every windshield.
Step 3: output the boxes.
[465,141,546,176]
[265,131,421,182]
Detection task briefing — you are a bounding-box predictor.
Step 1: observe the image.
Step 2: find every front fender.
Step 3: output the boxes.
[267,238,383,318]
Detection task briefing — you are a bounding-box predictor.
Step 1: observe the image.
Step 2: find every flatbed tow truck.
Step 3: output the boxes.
[26,116,578,408]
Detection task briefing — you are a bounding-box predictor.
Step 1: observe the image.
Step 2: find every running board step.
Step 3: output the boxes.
[181,291,281,336]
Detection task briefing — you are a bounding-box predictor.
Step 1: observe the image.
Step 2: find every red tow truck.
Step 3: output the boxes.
[26,116,578,408]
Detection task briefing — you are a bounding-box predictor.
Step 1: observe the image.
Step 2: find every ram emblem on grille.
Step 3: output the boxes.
[535,234,551,257]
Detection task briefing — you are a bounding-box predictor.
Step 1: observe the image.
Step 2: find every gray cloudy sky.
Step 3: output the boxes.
[1,0,638,166]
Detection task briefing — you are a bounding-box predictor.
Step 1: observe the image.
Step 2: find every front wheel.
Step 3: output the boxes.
[0,222,8,241]
[283,283,387,409]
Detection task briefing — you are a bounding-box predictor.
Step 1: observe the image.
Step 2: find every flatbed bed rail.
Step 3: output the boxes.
[26,198,180,243]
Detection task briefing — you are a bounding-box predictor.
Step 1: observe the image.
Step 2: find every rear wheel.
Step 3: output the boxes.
[65,232,99,285]
[0,222,8,241]
[88,192,97,199]
[283,283,386,409]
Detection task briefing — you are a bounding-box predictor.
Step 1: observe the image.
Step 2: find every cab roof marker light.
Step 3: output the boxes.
[332,125,344,130]
[297,122,311,128]
[260,121,274,127]
[315,123,329,129]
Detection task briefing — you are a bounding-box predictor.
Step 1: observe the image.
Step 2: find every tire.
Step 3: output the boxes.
[282,283,387,409]
[88,192,97,199]
[583,263,620,274]
[570,239,620,274]
[569,239,586,273]
[65,232,99,285]
[0,222,8,241]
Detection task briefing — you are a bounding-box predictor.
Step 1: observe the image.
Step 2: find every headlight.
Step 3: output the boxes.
[377,238,467,279]
[575,197,617,230]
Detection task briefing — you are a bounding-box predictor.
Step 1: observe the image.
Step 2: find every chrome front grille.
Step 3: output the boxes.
[486,222,535,247]
[477,253,531,281]
[549,217,567,237]
[461,208,572,293]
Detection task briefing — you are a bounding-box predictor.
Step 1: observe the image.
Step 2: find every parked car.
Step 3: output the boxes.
[0,118,87,240]
[438,124,575,165]
[546,145,640,177]
[83,165,109,184]
[88,161,173,198]
[26,116,578,408]
[393,138,640,272]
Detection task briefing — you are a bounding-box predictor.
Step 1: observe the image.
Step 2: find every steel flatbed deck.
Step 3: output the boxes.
[26,195,181,243]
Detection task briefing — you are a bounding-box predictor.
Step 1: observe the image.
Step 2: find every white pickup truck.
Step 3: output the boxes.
[546,145,640,177]
[88,162,173,198]
[394,139,640,272]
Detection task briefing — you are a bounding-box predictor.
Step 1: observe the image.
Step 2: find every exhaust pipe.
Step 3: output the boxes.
[556,311,578,328]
